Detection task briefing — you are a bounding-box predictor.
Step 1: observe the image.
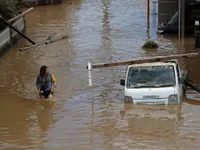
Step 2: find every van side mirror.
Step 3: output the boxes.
[179,77,184,84]
[120,79,125,86]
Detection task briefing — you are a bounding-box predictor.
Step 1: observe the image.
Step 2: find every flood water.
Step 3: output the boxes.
[1,0,200,149]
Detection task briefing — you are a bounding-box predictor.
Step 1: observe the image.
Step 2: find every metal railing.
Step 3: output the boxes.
[0,17,25,50]
[152,0,178,24]
[11,17,25,37]
[0,28,10,48]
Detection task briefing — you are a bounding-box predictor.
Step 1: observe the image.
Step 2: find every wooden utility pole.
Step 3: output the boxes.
[87,52,199,69]
[19,35,68,51]
[0,17,35,45]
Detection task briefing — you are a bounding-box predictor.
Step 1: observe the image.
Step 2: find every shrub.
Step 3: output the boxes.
[0,0,21,31]
[142,40,158,49]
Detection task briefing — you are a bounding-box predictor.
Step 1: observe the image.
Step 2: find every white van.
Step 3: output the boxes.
[120,61,186,104]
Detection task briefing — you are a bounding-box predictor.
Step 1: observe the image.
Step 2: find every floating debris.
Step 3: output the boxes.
[142,40,158,49]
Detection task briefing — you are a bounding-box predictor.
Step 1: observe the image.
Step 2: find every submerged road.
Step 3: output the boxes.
[1,0,200,149]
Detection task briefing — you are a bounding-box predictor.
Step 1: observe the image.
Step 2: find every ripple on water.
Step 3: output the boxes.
[1,0,200,149]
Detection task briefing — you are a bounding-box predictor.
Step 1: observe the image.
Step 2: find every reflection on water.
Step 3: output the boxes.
[121,103,182,137]
[90,101,184,150]
[0,95,42,149]
[37,101,56,131]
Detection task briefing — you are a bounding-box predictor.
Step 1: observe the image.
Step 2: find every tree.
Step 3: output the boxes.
[0,0,21,31]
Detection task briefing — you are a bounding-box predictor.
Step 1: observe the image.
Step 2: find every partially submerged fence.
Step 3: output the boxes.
[0,28,10,49]
[0,17,25,57]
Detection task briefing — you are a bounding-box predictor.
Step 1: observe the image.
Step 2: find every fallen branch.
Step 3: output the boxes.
[185,79,200,94]
[19,35,68,51]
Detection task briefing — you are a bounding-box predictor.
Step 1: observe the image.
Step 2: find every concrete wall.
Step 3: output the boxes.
[0,17,26,57]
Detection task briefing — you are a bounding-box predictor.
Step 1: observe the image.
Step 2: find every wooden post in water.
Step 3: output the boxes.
[147,0,150,18]
[178,0,185,38]
[181,0,185,37]
[194,21,200,48]
[88,61,93,87]
[147,0,150,40]
[178,0,182,38]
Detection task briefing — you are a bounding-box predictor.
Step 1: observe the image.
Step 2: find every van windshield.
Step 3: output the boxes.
[127,65,176,88]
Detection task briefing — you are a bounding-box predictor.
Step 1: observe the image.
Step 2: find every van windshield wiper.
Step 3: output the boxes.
[154,84,175,87]
[132,85,159,88]
[129,84,175,88]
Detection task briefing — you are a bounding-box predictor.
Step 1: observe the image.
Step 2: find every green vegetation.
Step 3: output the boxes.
[142,40,158,49]
[0,0,21,31]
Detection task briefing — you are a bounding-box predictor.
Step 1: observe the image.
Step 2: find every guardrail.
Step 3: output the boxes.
[0,17,25,54]
[11,17,25,37]
[0,27,10,49]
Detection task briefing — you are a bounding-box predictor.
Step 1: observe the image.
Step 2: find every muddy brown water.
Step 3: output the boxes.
[1,0,200,149]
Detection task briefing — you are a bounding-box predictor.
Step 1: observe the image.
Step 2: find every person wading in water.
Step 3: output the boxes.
[36,65,56,100]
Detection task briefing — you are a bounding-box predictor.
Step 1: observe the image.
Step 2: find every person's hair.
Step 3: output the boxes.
[40,65,48,77]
